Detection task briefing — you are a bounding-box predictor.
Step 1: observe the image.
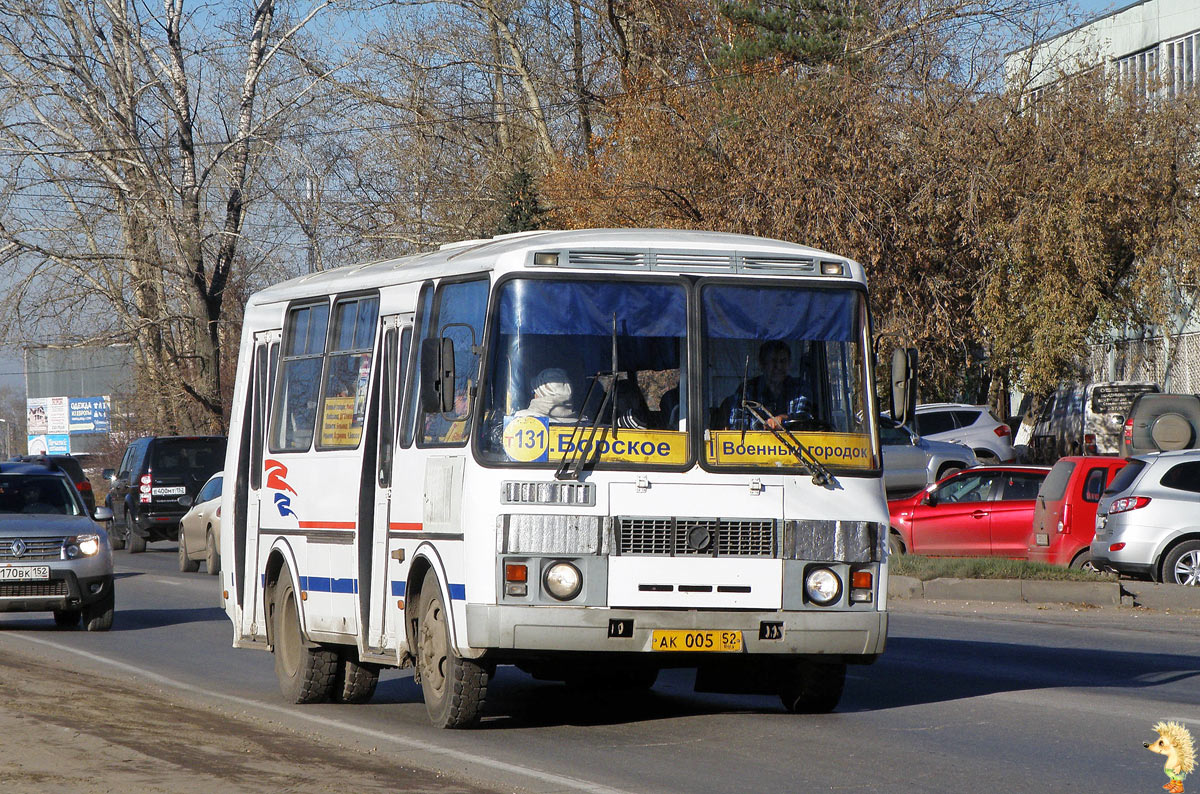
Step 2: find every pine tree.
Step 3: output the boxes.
[496,167,547,235]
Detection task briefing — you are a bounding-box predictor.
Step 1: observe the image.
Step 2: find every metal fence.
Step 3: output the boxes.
[1088,332,1200,392]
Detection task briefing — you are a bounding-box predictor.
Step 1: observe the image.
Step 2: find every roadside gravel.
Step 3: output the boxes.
[0,642,498,794]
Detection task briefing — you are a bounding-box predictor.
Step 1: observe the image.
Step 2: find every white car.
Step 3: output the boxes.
[178,473,222,575]
[913,403,1015,464]
[880,416,978,496]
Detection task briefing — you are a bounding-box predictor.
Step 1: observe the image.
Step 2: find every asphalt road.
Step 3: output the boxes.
[0,545,1197,793]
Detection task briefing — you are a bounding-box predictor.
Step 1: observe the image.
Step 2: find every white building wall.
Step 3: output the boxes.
[1007,0,1200,91]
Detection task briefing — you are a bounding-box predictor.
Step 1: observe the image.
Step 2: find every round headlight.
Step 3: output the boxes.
[805,567,842,606]
[77,534,101,556]
[543,561,582,601]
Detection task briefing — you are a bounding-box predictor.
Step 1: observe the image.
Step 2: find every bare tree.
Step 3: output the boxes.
[0,0,335,432]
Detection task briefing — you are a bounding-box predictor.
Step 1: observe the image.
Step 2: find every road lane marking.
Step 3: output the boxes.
[6,632,634,794]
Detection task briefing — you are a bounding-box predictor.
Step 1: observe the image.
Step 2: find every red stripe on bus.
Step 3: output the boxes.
[389,522,424,531]
[297,521,357,529]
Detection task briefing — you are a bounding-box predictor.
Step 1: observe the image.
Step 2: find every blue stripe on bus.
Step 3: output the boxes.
[264,575,462,600]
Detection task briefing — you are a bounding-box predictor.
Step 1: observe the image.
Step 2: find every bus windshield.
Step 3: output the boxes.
[476,276,875,472]
[477,276,688,467]
[700,283,873,470]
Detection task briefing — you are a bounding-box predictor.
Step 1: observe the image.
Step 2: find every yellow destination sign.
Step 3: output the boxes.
[706,431,872,468]
[502,416,687,464]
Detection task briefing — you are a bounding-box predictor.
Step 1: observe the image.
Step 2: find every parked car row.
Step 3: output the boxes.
[887,447,1200,587]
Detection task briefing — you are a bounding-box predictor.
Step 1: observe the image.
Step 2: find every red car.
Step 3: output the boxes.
[888,466,1051,558]
[1026,455,1129,568]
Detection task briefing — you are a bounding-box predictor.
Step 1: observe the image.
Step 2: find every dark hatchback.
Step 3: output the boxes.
[104,436,226,553]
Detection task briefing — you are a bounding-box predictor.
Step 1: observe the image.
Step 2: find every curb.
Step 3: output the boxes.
[888,576,1200,609]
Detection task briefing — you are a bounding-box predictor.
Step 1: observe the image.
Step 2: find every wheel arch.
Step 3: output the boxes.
[1156,532,1200,582]
[263,540,300,648]
[403,545,459,657]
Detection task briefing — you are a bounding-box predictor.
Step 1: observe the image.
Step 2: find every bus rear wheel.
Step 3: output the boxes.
[415,572,488,728]
[334,654,380,704]
[779,661,846,714]
[272,573,337,703]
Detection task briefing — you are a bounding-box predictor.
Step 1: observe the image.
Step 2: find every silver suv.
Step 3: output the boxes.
[0,461,115,629]
[879,415,978,496]
[914,403,1015,464]
[1091,450,1200,586]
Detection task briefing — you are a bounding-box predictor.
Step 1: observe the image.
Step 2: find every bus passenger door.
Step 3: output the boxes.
[242,329,279,640]
[366,316,409,656]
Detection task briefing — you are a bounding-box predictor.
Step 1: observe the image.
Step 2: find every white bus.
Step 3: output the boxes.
[221,229,905,727]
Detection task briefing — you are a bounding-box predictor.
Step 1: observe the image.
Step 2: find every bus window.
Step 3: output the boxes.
[476,276,688,467]
[270,302,330,452]
[421,278,488,446]
[401,284,433,448]
[699,284,873,470]
[317,295,379,449]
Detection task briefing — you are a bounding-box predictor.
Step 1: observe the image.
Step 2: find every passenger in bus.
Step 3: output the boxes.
[721,340,814,431]
[514,368,577,421]
[610,378,651,430]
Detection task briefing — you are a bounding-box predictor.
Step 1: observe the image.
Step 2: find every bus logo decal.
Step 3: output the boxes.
[264,459,297,494]
[274,493,297,518]
[265,459,300,518]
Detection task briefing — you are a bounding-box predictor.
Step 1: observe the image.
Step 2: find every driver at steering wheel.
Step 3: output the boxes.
[723,340,815,431]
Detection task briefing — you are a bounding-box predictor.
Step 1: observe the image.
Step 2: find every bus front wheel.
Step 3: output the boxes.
[415,571,488,728]
[272,573,337,703]
[779,660,846,714]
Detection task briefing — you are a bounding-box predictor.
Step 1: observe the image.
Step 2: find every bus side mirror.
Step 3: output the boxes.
[420,337,456,413]
[890,347,918,427]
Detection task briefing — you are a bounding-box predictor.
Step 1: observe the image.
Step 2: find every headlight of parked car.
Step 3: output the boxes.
[64,534,101,558]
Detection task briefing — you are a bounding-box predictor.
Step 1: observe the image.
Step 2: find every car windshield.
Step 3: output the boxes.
[476,277,689,467]
[699,284,873,470]
[0,475,82,515]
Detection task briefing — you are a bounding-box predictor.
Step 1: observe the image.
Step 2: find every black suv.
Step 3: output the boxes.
[104,436,226,553]
[9,455,97,514]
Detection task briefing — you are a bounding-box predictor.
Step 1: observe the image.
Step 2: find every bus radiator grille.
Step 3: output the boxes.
[616,517,776,557]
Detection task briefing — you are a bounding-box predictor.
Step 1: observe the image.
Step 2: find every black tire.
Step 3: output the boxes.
[108,523,125,551]
[178,532,200,572]
[53,609,81,628]
[127,511,146,554]
[415,571,488,728]
[1161,540,1200,586]
[83,588,115,632]
[205,529,220,575]
[334,654,380,704]
[272,573,337,703]
[937,464,964,481]
[779,661,846,714]
[1069,550,1096,571]
[888,531,905,557]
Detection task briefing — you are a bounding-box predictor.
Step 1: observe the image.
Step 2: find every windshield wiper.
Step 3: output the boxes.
[554,374,614,481]
[555,313,622,481]
[740,399,837,488]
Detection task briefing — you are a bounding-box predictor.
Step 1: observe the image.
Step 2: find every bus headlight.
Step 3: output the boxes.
[804,567,841,606]
[543,561,583,601]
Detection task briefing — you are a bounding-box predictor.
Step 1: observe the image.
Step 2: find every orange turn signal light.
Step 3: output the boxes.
[850,571,873,590]
[505,563,528,583]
